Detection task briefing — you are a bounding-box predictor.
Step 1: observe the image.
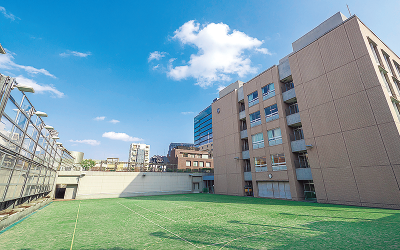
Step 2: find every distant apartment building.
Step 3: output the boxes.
[128,143,150,165]
[194,105,213,147]
[167,142,194,157]
[168,146,213,170]
[213,12,400,209]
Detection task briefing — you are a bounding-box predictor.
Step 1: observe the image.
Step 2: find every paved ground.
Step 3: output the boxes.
[1,194,399,249]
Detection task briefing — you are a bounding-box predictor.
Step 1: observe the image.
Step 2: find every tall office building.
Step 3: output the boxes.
[213,12,400,209]
[194,105,213,147]
[0,74,74,210]
[128,143,150,165]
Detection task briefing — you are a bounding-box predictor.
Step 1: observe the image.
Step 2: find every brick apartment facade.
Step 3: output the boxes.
[168,147,214,171]
[213,12,400,209]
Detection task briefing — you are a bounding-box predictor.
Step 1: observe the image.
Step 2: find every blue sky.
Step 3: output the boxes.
[1,1,399,161]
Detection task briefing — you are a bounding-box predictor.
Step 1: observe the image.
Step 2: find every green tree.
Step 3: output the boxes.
[81,159,96,170]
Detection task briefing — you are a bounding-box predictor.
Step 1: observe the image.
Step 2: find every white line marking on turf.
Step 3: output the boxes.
[133,203,177,222]
[118,202,199,248]
[70,201,82,250]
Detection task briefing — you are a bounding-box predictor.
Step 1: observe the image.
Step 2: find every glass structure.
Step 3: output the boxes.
[0,74,74,211]
[194,105,212,147]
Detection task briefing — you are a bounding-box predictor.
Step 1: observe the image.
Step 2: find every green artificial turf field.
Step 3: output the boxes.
[1,194,399,249]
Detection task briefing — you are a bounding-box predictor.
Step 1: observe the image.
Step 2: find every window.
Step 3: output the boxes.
[249,111,261,127]
[183,153,188,157]
[287,103,299,116]
[392,101,400,121]
[293,127,304,141]
[186,161,191,167]
[394,61,400,77]
[262,83,275,100]
[264,104,279,122]
[199,162,204,167]
[271,153,286,171]
[202,154,209,159]
[254,157,267,172]
[297,152,310,168]
[193,161,198,167]
[369,42,381,65]
[380,70,394,96]
[206,162,211,168]
[383,52,394,76]
[267,128,282,146]
[248,91,259,107]
[251,133,264,149]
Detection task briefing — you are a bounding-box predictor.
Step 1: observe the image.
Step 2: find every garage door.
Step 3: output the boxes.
[258,181,291,199]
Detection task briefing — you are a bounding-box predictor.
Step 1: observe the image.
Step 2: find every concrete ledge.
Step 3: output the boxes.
[76,190,194,199]
[0,198,52,231]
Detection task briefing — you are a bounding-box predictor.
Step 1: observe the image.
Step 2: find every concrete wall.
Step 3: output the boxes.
[56,171,209,199]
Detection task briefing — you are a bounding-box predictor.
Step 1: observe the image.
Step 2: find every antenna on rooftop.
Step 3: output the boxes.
[346,4,352,16]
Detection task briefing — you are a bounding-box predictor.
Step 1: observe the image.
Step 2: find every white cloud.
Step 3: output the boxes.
[255,48,272,55]
[0,52,56,78]
[60,51,92,58]
[181,111,194,115]
[109,119,120,124]
[152,64,160,70]
[0,6,19,21]
[167,20,270,88]
[94,116,106,121]
[102,132,143,142]
[69,139,100,146]
[217,85,226,92]
[15,75,64,98]
[148,51,167,62]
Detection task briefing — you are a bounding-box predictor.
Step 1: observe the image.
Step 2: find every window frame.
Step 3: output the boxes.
[247,91,259,107]
[271,153,287,171]
[267,128,282,146]
[249,111,262,127]
[251,133,265,150]
[264,104,279,123]
[262,83,275,101]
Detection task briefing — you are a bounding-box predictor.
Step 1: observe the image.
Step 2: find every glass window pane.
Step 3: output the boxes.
[16,112,28,130]
[21,97,32,114]
[3,98,20,121]
[0,115,14,139]
[10,126,24,146]
[10,88,24,106]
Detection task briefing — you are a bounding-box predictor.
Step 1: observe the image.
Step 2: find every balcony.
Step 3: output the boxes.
[286,103,301,127]
[296,168,313,180]
[290,129,306,152]
[238,86,244,102]
[282,82,296,103]
[239,111,246,120]
[240,129,248,139]
[242,150,250,159]
[244,172,252,181]
[291,139,306,152]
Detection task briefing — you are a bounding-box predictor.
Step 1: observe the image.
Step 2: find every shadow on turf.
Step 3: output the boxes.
[145,213,400,249]
[227,213,400,249]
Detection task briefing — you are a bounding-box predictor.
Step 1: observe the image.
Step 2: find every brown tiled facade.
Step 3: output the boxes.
[213,13,400,209]
[168,148,214,170]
